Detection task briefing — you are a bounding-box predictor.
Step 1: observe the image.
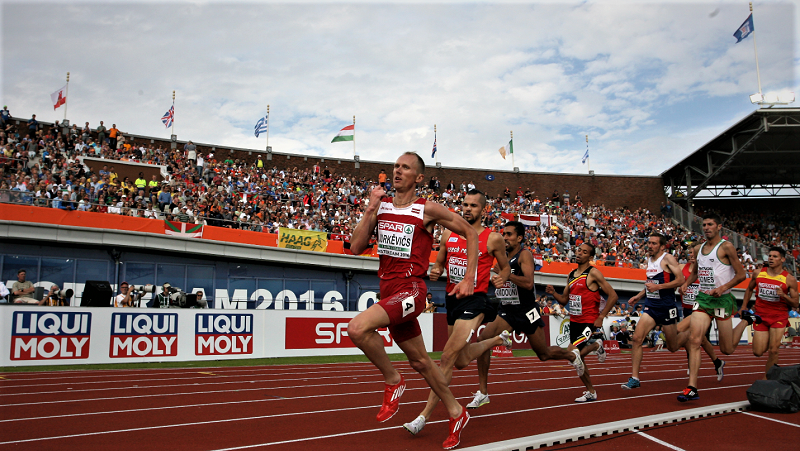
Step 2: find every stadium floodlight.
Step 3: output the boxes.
[750,93,763,104]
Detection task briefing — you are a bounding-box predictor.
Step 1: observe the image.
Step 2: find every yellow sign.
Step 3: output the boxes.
[278,227,328,252]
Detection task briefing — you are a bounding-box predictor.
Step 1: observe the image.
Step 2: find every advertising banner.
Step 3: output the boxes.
[278,227,328,252]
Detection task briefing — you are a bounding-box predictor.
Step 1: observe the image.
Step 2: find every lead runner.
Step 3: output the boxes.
[348,152,477,449]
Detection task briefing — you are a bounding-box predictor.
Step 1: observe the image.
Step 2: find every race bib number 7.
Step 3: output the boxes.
[526,307,541,324]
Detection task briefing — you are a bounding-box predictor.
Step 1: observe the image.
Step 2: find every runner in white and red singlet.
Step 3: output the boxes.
[348,152,476,450]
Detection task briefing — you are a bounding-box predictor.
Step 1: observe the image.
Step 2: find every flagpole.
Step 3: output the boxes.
[586,134,591,173]
[352,115,356,157]
[171,90,176,137]
[266,104,270,150]
[750,2,763,96]
[510,130,514,169]
[63,72,69,122]
[434,124,438,165]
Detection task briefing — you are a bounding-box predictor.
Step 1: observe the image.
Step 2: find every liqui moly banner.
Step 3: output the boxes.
[10,311,91,360]
[195,313,253,355]
[110,312,178,358]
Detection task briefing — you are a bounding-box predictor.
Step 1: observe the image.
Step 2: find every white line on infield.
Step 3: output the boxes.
[635,431,687,450]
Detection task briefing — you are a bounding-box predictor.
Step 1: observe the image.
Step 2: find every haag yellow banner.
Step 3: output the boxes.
[278,227,328,252]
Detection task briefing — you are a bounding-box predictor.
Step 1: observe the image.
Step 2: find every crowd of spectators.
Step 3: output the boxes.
[1,109,797,277]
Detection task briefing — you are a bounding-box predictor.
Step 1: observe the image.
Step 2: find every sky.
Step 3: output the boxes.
[1,1,797,176]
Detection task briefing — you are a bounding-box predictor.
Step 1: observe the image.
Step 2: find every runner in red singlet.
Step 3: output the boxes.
[741,246,799,376]
[348,152,476,450]
[546,242,618,402]
[403,189,511,437]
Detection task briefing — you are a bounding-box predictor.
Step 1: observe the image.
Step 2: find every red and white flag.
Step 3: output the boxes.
[519,214,540,226]
[51,84,67,110]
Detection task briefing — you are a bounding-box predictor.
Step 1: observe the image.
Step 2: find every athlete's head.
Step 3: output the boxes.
[701,213,723,239]
[646,233,666,256]
[767,246,786,268]
[576,242,595,264]
[393,152,425,189]
[461,189,486,225]
[502,221,526,252]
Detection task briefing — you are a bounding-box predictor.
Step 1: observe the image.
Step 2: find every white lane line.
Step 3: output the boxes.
[0,366,765,409]
[0,384,752,446]
[740,411,800,427]
[635,431,686,450]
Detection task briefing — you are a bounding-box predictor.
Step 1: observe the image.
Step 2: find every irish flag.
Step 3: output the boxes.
[164,219,203,238]
[331,124,354,142]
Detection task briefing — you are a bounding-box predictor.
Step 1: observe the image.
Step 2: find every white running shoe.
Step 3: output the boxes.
[466,390,490,409]
[403,415,426,435]
[570,348,586,377]
[574,390,597,402]
[499,330,512,350]
[595,339,606,363]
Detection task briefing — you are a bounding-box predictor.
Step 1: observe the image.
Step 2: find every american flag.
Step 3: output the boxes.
[161,105,174,128]
[431,133,437,158]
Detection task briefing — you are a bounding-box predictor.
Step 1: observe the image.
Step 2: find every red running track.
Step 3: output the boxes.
[1,346,799,451]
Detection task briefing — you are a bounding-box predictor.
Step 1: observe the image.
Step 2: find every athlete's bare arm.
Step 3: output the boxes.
[507,248,535,291]
[708,241,746,297]
[350,185,383,255]
[487,232,511,289]
[430,229,451,282]
[545,283,568,306]
[629,288,646,303]
[589,268,619,328]
[740,271,759,315]
[424,201,478,298]
[657,253,685,291]
[782,274,800,309]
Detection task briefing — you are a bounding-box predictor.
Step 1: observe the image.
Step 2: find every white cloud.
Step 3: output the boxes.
[1,1,796,176]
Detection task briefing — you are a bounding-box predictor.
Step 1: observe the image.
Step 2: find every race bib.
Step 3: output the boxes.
[645,279,660,299]
[496,281,520,305]
[668,308,677,319]
[568,294,582,316]
[377,221,414,259]
[698,266,715,291]
[757,284,780,303]
[447,255,477,287]
[684,283,699,303]
[526,307,541,323]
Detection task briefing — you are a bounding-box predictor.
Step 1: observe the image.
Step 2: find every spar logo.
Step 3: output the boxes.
[110,313,178,358]
[284,317,392,349]
[379,221,413,234]
[196,313,253,355]
[11,312,91,360]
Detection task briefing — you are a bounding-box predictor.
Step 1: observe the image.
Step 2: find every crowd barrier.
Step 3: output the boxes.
[1,305,433,367]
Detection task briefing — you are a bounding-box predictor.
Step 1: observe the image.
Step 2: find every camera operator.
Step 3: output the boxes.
[114,282,132,307]
[155,284,172,308]
[44,284,71,306]
[195,290,208,309]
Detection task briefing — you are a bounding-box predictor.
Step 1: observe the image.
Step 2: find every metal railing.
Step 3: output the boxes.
[668,200,797,275]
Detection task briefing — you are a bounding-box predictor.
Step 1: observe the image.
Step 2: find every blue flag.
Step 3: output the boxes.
[734,14,754,43]
[254,113,269,138]
[431,133,437,158]
[581,149,589,164]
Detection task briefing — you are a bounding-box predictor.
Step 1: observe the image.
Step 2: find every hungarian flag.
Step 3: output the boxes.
[51,85,67,110]
[331,124,354,142]
[164,219,203,238]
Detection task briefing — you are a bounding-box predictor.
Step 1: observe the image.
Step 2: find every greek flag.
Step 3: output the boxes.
[254,114,269,138]
[581,149,589,164]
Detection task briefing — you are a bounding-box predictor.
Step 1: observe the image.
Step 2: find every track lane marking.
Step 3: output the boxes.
[740,411,800,427]
[634,431,686,450]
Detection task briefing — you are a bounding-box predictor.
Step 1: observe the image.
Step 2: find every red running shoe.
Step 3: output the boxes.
[442,407,470,449]
[376,375,405,422]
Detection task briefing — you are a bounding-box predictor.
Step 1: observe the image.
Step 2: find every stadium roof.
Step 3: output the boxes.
[662,107,800,200]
